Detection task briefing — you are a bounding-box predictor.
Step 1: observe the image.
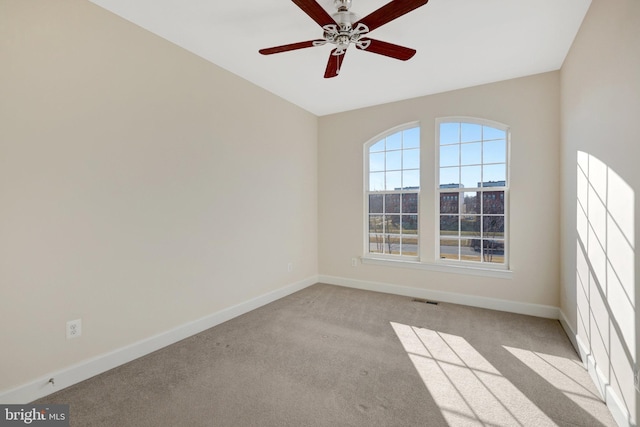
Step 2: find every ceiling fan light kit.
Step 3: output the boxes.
[259,0,429,78]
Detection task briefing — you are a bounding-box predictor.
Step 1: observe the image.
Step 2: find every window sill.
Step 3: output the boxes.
[360,256,513,279]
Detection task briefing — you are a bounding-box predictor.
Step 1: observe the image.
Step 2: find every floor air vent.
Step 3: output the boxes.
[412,298,438,305]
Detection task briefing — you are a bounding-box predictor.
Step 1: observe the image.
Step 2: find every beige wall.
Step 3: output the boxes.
[560,0,639,423]
[0,0,317,392]
[3,0,636,418]
[318,72,561,307]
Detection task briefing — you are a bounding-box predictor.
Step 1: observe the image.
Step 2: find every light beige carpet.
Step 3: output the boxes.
[36,283,617,426]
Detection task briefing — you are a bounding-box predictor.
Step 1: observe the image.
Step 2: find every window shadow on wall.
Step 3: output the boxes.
[575,151,635,424]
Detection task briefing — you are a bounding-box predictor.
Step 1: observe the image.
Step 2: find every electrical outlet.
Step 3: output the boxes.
[66,319,82,339]
[351,257,358,267]
[287,262,293,273]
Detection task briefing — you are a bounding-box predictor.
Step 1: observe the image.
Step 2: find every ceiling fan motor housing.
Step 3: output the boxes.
[325,1,369,55]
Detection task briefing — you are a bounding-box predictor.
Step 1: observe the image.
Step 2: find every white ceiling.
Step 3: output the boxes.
[89,0,591,116]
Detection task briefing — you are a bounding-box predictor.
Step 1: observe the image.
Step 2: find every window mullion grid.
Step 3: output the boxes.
[480,186,484,263]
[383,140,387,254]
[399,133,404,255]
[436,120,507,267]
[457,136,462,260]
[480,130,484,264]
[367,125,420,259]
[382,189,387,254]
[457,188,462,260]
[479,131,486,264]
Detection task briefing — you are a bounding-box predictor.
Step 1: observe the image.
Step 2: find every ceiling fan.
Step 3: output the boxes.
[259,0,429,78]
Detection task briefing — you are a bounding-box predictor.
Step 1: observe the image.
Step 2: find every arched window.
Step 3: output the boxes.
[437,118,509,266]
[363,118,509,273]
[365,124,420,258]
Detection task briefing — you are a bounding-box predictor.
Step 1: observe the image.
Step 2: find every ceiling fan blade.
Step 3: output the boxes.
[355,0,429,33]
[324,49,345,78]
[259,40,326,55]
[356,38,416,61]
[292,0,338,28]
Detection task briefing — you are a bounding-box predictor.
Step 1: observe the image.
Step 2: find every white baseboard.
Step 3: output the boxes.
[0,276,318,404]
[319,275,560,319]
[558,309,579,353]
[573,327,632,427]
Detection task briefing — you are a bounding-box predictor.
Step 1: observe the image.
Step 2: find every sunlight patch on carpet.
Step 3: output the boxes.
[391,322,556,426]
[503,346,612,425]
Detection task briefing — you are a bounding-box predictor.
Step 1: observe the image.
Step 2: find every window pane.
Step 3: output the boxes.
[439,167,459,187]
[385,194,401,213]
[403,127,420,149]
[369,172,384,191]
[370,140,385,152]
[460,142,481,165]
[483,126,505,141]
[461,238,482,262]
[402,215,418,234]
[369,234,385,253]
[369,152,385,172]
[440,192,459,214]
[386,150,402,170]
[440,215,459,236]
[483,216,505,237]
[386,132,401,150]
[440,122,459,145]
[403,148,420,169]
[369,194,383,213]
[402,193,418,213]
[402,170,419,189]
[482,240,505,263]
[387,215,401,233]
[369,215,384,233]
[461,215,481,234]
[483,139,506,163]
[402,236,418,256]
[483,164,506,184]
[440,239,459,260]
[461,123,482,142]
[462,192,479,214]
[483,191,504,214]
[385,171,402,190]
[440,145,459,167]
[461,165,481,188]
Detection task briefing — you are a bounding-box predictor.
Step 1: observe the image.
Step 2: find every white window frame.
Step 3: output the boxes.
[361,118,513,279]
[363,122,420,261]
[435,117,510,270]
